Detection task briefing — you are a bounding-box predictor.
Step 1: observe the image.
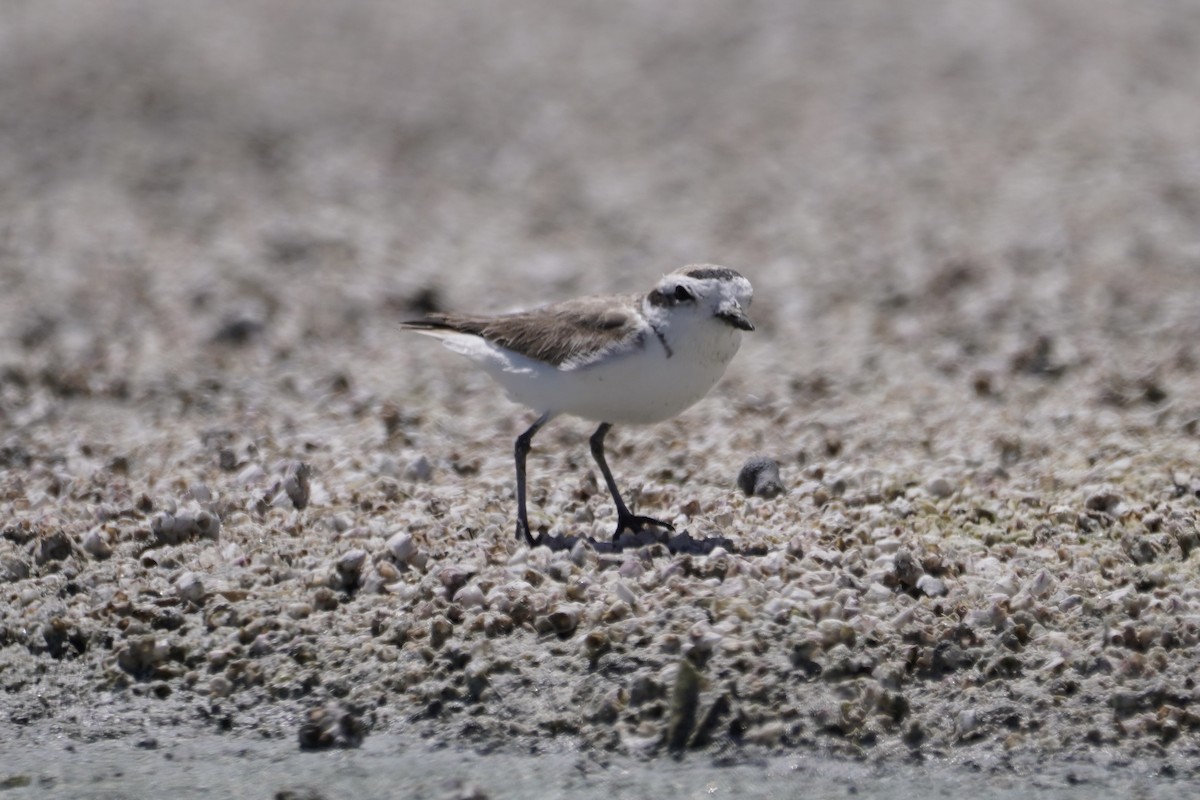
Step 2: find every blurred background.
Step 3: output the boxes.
[1,0,1198,459]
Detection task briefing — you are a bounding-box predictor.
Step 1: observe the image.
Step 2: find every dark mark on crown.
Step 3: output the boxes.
[683,266,741,282]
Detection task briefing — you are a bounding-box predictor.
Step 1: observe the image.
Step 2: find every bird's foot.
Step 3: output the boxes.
[517,520,592,552]
[515,519,540,547]
[614,513,675,537]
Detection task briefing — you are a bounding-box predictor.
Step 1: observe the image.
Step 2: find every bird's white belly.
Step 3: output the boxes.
[486,331,741,425]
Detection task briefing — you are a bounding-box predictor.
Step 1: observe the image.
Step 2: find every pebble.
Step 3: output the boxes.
[195,510,221,538]
[81,527,113,558]
[454,583,486,609]
[956,709,981,739]
[30,530,74,565]
[386,531,416,564]
[892,549,923,590]
[237,463,265,485]
[540,604,581,636]
[614,581,638,607]
[298,704,365,750]
[286,602,313,620]
[429,615,453,648]
[312,587,339,611]
[737,456,786,498]
[1085,487,1123,514]
[115,635,171,676]
[1,556,30,582]
[1027,569,1055,598]
[744,721,786,746]
[330,549,368,590]
[218,448,239,471]
[174,572,206,604]
[617,559,644,579]
[926,477,954,499]
[916,574,947,597]
[151,509,221,545]
[403,454,434,482]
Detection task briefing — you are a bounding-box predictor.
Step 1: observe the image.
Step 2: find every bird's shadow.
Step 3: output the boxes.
[533,528,768,557]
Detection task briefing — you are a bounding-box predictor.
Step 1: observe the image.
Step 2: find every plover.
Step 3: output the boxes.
[403,265,754,546]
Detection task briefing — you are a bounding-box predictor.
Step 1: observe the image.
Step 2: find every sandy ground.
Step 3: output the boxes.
[3,1,1200,797]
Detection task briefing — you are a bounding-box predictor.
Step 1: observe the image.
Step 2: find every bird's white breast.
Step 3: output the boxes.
[461,317,742,425]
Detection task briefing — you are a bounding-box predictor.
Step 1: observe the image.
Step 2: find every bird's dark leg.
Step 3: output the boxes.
[515,412,553,546]
[589,422,675,539]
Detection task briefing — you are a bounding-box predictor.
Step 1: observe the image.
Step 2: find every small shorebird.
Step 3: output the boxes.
[403,265,754,546]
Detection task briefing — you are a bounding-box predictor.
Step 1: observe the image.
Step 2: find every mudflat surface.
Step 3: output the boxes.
[0,732,1189,800]
[2,2,1200,798]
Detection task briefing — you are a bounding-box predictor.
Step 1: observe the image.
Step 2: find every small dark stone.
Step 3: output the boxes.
[1085,489,1122,513]
[327,372,351,393]
[1011,334,1066,378]
[312,587,339,611]
[903,721,925,748]
[31,530,74,566]
[0,443,32,469]
[892,548,924,590]
[737,456,785,498]
[930,641,978,675]
[218,448,238,471]
[18,314,57,349]
[212,316,264,345]
[298,704,366,751]
[2,523,37,545]
[275,789,330,800]
[1,556,31,582]
[629,675,664,706]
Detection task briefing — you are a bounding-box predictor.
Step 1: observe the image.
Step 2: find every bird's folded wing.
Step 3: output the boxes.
[403,294,645,368]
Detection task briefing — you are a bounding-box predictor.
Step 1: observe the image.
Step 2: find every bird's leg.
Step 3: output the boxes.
[515,412,553,546]
[589,422,675,539]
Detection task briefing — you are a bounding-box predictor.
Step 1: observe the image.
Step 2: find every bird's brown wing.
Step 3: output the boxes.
[403,294,645,367]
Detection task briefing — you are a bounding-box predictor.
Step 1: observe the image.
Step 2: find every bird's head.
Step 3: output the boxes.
[645,265,755,333]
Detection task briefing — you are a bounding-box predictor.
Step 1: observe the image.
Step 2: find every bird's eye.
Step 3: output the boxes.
[673,285,693,302]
